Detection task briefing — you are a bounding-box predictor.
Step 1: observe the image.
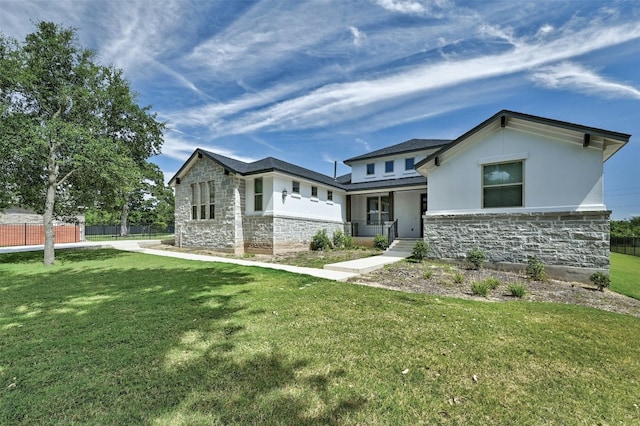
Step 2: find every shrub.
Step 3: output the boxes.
[423,269,433,279]
[373,234,388,250]
[332,230,347,249]
[590,272,611,291]
[466,247,486,270]
[483,277,501,290]
[470,280,491,297]
[526,255,546,281]
[452,272,464,284]
[412,241,430,261]
[343,235,355,249]
[508,283,527,298]
[310,229,332,251]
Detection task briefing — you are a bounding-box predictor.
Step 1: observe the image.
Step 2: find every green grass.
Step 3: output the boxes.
[270,248,380,268]
[610,252,640,300]
[1,249,639,425]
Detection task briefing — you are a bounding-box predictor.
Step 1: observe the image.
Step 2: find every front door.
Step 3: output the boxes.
[419,193,427,237]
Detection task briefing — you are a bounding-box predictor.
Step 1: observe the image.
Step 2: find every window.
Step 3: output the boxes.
[482,161,523,208]
[292,181,300,194]
[191,184,198,219]
[311,186,318,198]
[208,180,215,219]
[254,178,263,211]
[200,183,207,219]
[327,190,333,201]
[366,163,375,175]
[366,196,391,224]
[405,157,414,171]
[385,160,394,173]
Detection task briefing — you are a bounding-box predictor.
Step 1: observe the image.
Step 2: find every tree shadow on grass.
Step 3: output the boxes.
[0,247,130,264]
[0,252,368,424]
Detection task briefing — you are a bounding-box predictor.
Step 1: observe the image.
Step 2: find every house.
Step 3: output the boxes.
[169,110,630,280]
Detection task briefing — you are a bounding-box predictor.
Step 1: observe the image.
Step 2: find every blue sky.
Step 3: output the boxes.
[1,0,639,219]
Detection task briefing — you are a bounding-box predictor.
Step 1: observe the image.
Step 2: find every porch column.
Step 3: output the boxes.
[388,191,394,221]
[346,195,351,222]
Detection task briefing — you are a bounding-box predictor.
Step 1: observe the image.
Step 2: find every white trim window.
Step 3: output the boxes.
[191,184,198,219]
[208,180,215,219]
[366,163,375,175]
[405,157,414,171]
[254,178,263,211]
[311,186,318,198]
[327,190,333,202]
[482,161,523,208]
[367,196,390,224]
[385,160,394,173]
[292,180,300,194]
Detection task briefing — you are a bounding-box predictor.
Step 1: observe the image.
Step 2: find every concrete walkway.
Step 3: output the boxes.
[0,240,412,282]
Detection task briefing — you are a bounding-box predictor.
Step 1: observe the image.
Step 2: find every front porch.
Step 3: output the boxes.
[346,189,427,241]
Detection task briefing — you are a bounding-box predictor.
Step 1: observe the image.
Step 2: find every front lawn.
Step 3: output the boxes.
[610,252,640,300]
[1,249,639,424]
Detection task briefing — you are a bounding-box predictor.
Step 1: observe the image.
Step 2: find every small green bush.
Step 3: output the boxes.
[508,283,527,298]
[466,247,486,270]
[310,229,332,251]
[332,230,347,249]
[590,272,611,291]
[526,255,546,281]
[423,269,433,279]
[343,235,355,249]
[373,234,388,250]
[483,277,501,290]
[452,272,464,284]
[471,280,491,297]
[412,241,430,261]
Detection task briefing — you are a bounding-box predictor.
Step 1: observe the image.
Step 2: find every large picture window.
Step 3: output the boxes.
[367,196,391,224]
[482,161,523,208]
[254,178,263,211]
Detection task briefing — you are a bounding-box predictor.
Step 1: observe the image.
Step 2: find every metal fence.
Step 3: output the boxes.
[0,223,82,247]
[611,237,640,257]
[84,224,175,241]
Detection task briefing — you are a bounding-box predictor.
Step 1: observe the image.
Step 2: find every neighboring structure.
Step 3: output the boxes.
[0,208,84,247]
[170,110,630,279]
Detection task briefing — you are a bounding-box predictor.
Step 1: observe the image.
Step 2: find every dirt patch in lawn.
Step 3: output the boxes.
[352,260,640,318]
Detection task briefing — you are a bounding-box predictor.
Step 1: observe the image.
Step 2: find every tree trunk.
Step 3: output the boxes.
[43,148,58,266]
[120,202,129,236]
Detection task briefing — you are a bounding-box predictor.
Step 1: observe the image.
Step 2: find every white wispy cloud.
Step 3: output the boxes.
[161,132,257,163]
[374,0,451,16]
[349,26,366,47]
[196,21,640,137]
[530,62,640,99]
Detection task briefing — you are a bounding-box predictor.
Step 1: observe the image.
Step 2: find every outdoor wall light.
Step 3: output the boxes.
[282,188,288,201]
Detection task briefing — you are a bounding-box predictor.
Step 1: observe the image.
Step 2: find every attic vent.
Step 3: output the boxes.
[583,133,591,147]
[224,169,230,176]
[175,178,181,185]
[197,152,203,159]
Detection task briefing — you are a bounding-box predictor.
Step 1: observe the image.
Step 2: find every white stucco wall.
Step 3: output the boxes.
[426,127,605,215]
[350,152,434,183]
[246,173,345,222]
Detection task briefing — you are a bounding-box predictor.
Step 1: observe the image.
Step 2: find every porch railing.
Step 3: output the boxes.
[387,219,398,246]
[347,220,397,242]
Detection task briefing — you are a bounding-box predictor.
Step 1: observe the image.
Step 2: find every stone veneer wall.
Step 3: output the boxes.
[243,215,344,254]
[423,211,610,282]
[174,158,244,254]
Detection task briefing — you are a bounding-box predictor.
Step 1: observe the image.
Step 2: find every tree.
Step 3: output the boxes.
[0,22,164,264]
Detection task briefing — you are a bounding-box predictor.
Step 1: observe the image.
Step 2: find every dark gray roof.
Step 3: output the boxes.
[343,138,452,165]
[170,149,346,189]
[341,175,427,191]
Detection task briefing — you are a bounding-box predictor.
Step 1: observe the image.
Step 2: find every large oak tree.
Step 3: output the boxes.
[0,22,165,264]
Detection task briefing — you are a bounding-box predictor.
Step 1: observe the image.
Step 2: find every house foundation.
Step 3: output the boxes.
[423,210,610,282]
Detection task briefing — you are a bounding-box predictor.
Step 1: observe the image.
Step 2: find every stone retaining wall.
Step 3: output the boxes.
[423,211,610,281]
